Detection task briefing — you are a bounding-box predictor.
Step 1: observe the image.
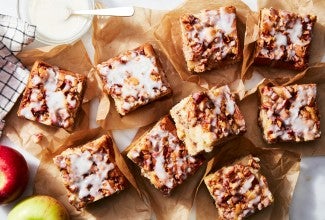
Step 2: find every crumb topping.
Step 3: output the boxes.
[204,156,273,220]
[19,65,84,128]
[127,116,203,194]
[69,150,115,198]
[170,85,246,155]
[97,48,170,115]
[54,135,127,210]
[180,6,239,72]
[256,8,316,69]
[259,84,320,143]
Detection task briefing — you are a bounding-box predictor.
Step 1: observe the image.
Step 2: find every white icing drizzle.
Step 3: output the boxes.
[30,89,41,102]
[67,94,77,108]
[274,33,287,47]
[211,85,236,116]
[148,125,179,189]
[68,150,116,199]
[44,68,58,91]
[258,8,314,61]
[287,85,316,137]
[239,175,255,194]
[171,85,245,156]
[212,94,223,115]
[196,9,236,41]
[225,92,235,115]
[19,67,82,128]
[205,156,273,219]
[249,195,261,206]
[65,74,77,82]
[32,75,42,85]
[182,7,238,66]
[46,91,67,121]
[128,118,199,190]
[261,85,320,142]
[154,153,173,188]
[70,151,93,176]
[260,48,269,56]
[218,7,236,34]
[98,51,169,114]
[287,19,304,46]
[20,102,43,119]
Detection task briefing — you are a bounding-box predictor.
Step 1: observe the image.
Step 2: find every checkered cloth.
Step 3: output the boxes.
[0,14,36,54]
[0,14,35,137]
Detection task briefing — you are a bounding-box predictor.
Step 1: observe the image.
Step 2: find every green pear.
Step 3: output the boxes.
[8,195,69,220]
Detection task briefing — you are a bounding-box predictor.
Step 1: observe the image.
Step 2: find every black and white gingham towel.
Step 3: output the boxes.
[0,14,35,137]
[0,14,36,54]
[0,44,29,120]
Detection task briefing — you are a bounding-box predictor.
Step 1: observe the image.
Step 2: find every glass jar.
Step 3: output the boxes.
[17,0,94,45]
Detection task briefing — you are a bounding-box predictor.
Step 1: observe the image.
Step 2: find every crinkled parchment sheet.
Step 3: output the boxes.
[92,7,215,130]
[239,0,325,156]
[2,0,318,218]
[196,137,300,220]
[154,0,251,87]
[123,125,207,220]
[242,0,325,84]
[125,127,300,220]
[3,41,98,157]
[240,66,325,156]
[34,128,151,220]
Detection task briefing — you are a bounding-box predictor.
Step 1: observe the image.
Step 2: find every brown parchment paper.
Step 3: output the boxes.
[92,7,203,130]
[3,41,96,157]
[239,65,325,156]
[123,125,207,220]
[154,0,251,87]
[34,127,151,220]
[241,0,325,84]
[196,137,300,220]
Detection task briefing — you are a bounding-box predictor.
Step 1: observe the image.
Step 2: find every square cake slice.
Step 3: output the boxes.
[127,115,204,195]
[53,135,128,210]
[17,60,86,129]
[170,85,246,156]
[254,8,317,70]
[259,84,321,143]
[180,6,241,73]
[96,43,172,115]
[204,155,274,220]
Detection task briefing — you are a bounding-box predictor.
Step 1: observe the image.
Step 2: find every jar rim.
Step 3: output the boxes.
[17,0,95,45]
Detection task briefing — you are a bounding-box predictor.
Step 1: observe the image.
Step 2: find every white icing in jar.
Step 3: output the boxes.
[19,0,94,45]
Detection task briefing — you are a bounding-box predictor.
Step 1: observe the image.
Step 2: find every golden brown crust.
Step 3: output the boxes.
[17,60,86,130]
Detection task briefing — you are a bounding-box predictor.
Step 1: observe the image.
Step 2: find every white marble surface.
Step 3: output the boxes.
[0,0,324,219]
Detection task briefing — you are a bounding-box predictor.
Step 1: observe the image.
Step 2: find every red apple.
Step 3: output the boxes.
[0,145,29,204]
